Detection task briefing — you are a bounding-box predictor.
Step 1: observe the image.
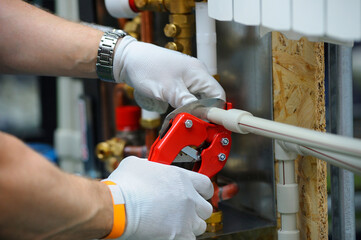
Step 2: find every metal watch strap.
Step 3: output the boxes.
[96,29,128,82]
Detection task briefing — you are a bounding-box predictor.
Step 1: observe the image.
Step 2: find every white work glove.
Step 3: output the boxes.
[105,156,214,240]
[113,36,226,113]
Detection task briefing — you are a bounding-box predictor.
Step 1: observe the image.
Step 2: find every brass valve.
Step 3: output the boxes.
[205,211,223,232]
[166,13,194,55]
[96,138,126,172]
[134,0,195,55]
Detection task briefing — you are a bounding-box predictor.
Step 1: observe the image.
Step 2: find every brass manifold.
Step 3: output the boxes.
[96,138,126,172]
[96,117,161,172]
[134,0,196,55]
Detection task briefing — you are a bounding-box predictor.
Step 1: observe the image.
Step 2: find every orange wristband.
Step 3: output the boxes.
[102,180,126,239]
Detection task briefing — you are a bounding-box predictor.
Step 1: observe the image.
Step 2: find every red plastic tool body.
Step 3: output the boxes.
[148,112,232,178]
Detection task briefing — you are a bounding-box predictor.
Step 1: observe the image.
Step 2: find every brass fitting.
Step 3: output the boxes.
[167,0,194,13]
[165,13,194,55]
[134,0,168,12]
[213,74,220,82]
[124,15,141,40]
[164,23,179,38]
[140,118,161,129]
[96,138,126,172]
[135,0,195,55]
[205,211,223,232]
[169,14,194,38]
[165,41,183,52]
[124,84,135,99]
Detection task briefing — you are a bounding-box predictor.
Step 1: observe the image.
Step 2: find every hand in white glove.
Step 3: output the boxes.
[104,156,214,240]
[113,36,225,112]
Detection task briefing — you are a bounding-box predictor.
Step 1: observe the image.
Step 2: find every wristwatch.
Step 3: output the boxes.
[96,29,128,82]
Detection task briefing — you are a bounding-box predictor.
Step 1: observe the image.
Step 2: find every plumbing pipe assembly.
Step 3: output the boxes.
[206,106,361,240]
[206,108,361,161]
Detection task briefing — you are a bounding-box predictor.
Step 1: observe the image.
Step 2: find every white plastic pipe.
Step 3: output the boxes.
[275,141,300,240]
[55,0,85,175]
[207,108,361,158]
[195,2,217,75]
[105,0,138,19]
[280,141,361,175]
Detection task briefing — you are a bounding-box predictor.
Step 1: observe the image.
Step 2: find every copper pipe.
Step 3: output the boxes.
[113,83,126,108]
[141,11,153,43]
[118,18,128,29]
[145,129,158,154]
[124,145,148,158]
[100,82,115,140]
[140,10,158,153]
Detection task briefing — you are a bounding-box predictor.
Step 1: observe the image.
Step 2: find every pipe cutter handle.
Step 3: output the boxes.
[148,112,232,178]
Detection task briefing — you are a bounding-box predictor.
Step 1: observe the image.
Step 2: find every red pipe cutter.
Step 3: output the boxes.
[148,99,232,178]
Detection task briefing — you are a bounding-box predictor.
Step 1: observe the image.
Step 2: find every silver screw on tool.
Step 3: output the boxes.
[218,153,227,161]
[221,138,229,146]
[185,119,193,128]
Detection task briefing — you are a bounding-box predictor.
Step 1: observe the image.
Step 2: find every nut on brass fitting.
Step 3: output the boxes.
[206,211,223,232]
[165,42,183,52]
[213,74,220,82]
[124,84,134,99]
[96,138,126,161]
[134,0,148,9]
[96,142,111,160]
[140,118,161,129]
[124,15,141,40]
[169,14,194,38]
[96,138,127,172]
[164,23,179,38]
[135,0,167,12]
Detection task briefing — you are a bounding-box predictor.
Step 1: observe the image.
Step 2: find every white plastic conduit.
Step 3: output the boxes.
[275,141,300,240]
[104,0,137,18]
[195,2,217,75]
[206,108,361,159]
[279,141,361,175]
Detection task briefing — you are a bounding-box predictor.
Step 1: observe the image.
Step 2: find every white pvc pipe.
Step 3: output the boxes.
[279,161,296,184]
[275,141,300,240]
[55,0,84,174]
[105,0,138,19]
[195,2,217,75]
[281,214,297,231]
[281,141,361,175]
[207,108,361,158]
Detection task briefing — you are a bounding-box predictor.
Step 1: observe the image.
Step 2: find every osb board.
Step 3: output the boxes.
[272,32,328,240]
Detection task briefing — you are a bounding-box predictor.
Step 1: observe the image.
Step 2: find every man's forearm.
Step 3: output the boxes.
[0,132,113,239]
[0,0,103,78]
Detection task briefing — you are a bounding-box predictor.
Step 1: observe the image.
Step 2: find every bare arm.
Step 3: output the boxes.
[0,132,113,239]
[0,0,103,78]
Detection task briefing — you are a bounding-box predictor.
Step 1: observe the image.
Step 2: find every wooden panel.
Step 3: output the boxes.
[272,32,328,240]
